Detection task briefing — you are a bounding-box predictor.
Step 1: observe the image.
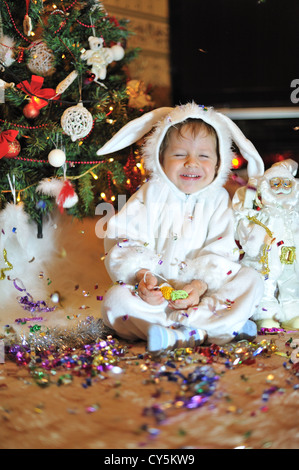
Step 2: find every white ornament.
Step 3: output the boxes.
[61,102,93,141]
[48,149,66,167]
[27,40,55,77]
[0,79,14,89]
[23,14,32,36]
[0,35,15,71]
[80,36,125,81]
[110,44,125,61]
[56,70,78,95]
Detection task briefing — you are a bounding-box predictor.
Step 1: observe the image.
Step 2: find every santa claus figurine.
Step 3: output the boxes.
[233,159,299,330]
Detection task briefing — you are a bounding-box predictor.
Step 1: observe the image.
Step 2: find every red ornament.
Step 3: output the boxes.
[16,50,24,63]
[17,75,60,110]
[23,102,40,119]
[0,130,19,159]
[124,152,142,194]
[56,180,78,213]
[84,71,95,84]
[5,139,21,157]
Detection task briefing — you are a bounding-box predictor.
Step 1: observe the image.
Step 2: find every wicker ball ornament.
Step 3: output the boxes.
[27,41,55,77]
[61,102,93,141]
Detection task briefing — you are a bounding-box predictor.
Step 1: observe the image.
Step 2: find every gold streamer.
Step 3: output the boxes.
[247,216,273,238]
[247,216,274,276]
[0,248,13,280]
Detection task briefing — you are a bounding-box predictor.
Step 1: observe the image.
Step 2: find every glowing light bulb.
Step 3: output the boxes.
[90,171,98,180]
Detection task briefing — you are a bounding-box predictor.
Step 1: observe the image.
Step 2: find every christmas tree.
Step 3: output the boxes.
[0,0,152,236]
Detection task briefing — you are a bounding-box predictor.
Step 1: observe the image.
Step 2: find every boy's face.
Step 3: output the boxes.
[161,126,219,194]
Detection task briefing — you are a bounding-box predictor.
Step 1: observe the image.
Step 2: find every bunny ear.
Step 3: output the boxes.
[219,112,265,178]
[96,107,173,156]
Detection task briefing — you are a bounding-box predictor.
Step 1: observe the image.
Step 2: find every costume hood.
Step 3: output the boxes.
[97,102,264,194]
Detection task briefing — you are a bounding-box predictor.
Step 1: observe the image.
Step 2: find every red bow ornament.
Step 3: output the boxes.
[17,75,60,110]
[0,130,19,159]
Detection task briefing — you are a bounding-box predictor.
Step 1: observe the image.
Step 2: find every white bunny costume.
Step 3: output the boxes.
[98,103,265,346]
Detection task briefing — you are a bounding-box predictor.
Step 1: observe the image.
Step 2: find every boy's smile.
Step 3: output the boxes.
[161,126,219,194]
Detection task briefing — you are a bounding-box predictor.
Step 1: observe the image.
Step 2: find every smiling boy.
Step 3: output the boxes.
[98,103,265,353]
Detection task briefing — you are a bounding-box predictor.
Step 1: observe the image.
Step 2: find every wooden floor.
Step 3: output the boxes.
[0,215,298,450]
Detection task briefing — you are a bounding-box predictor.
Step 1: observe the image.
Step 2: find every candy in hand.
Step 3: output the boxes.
[159,284,188,301]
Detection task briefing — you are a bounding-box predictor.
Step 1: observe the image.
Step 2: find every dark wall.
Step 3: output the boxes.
[169,0,299,108]
[169,0,299,167]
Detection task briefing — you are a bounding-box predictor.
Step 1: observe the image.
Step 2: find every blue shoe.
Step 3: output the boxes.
[147,324,206,353]
[234,320,257,341]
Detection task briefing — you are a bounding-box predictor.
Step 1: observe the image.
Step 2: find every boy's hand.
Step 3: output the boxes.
[168,279,207,310]
[136,269,165,305]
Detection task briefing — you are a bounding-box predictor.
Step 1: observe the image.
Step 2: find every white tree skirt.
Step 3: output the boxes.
[0,211,111,342]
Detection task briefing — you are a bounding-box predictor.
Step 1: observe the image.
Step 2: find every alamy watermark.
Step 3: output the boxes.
[290,79,299,103]
[0,340,4,363]
[94,194,202,240]
[0,85,4,104]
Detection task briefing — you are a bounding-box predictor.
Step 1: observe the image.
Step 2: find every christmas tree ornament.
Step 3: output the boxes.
[80,36,125,81]
[48,149,66,167]
[23,101,40,119]
[17,75,59,110]
[126,79,154,109]
[23,0,33,36]
[27,40,55,76]
[124,151,142,194]
[56,70,78,95]
[23,14,32,36]
[56,180,78,211]
[0,35,15,71]
[61,101,93,141]
[37,177,78,212]
[0,130,19,159]
[16,49,25,63]
[4,138,21,158]
[84,70,96,85]
[110,43,125,61]
[0,78,15,89]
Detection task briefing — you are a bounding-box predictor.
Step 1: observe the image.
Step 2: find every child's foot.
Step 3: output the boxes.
[147,324,207,354]
[256,318,281,330]
[234,319,257,341]
[281,317,299,330]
